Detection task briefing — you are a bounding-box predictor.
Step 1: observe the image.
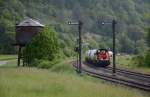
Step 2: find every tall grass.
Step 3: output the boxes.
[0,59,150,97]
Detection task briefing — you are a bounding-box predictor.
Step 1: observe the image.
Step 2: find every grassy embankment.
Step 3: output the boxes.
[0,55,17,60]
[0,55,150,97]
[115,55,150,73]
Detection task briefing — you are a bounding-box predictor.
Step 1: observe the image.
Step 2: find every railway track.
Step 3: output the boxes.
[86,63,150,84]
[72,62,150,92]
[107,66,150,78]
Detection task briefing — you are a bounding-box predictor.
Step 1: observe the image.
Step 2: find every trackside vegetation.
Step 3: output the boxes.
[0,59,150,97]
[133,26,150,68]
[23,27,61,67]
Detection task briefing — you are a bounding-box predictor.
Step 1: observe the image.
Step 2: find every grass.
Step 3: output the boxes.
[0,67,150,97]
[0,55,17,61]
[114,55,150,73]
[0,56,150,97]
[116,55,133,67]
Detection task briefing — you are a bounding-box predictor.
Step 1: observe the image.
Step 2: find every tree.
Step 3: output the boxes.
[136,26,150,67]
[0,0,150,55]
[118,33,134,54]
[23,27,59,66]
[147,27,150,47]
[127,25,144,54]
[143,27,150,67]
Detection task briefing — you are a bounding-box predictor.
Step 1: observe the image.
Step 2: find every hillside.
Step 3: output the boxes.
[0,0,150,54]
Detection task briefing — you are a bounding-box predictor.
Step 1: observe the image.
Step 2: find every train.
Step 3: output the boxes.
[85,49,111,67]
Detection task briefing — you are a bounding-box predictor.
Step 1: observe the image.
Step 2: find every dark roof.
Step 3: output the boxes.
[17,18,44,27]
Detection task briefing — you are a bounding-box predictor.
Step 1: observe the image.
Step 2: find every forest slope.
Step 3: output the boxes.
[0,0,150,54]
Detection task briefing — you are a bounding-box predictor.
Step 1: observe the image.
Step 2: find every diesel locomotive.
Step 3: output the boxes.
[85,49,111,67]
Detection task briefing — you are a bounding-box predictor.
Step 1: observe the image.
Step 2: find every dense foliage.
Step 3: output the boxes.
[23,27,59,66]
[133,26,150,67]
[143,27,150,67]
[0,0,150,55]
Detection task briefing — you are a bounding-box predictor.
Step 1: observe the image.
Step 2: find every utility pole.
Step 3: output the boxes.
[78,21,83,73]
[100,19,117,74]
[68,20,83,73]
[112,19,117,74]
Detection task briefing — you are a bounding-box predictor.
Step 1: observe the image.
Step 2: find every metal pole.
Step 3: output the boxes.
[68,20,83,73]
[78,20,83,73]
[76,39,79,70]
[112,19,116,74]
[77,52,79,72]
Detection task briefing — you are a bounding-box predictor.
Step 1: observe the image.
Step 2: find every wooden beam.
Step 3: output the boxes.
[17,46,22,67]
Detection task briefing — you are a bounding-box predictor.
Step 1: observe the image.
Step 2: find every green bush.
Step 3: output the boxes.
[51,62,73,73]
[31,59,59,69]
[132,54,145,67]
[31,58,73,71]
[133,50,150,68]
[63,47,75,57]
[23,27,59,66]
[144,50,150,67]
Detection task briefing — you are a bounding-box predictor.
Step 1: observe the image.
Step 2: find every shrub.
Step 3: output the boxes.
[63,47,75,57]
[132,50,150,68]
[132,54,145,67]
[144,49,150,67]
[31,59,59,69]
[51,62,73,73]
[23,27,59,66]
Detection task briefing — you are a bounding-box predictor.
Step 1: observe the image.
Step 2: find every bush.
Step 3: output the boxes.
[31,59,59,69]
[23,27,59,66]
[31,58,73,71]
[144,50,150,67]
[50,62,73,73]
[133,50,150,68]
[63,47,75,57]
[132,54,145,67]
[132,26,150,68]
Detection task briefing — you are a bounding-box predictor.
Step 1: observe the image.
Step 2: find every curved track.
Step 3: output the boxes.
[72,62,150,92]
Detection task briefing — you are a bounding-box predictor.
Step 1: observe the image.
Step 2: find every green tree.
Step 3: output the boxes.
[0,0,150,55]
[134,26,150,67]
[23,27,59,66]
[127,25,144,54]
[144,27,150,67]
[118,33,134,54]
[147,27,150,47]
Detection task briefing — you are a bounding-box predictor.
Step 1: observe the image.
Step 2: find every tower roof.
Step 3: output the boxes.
[17,18,44,27]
